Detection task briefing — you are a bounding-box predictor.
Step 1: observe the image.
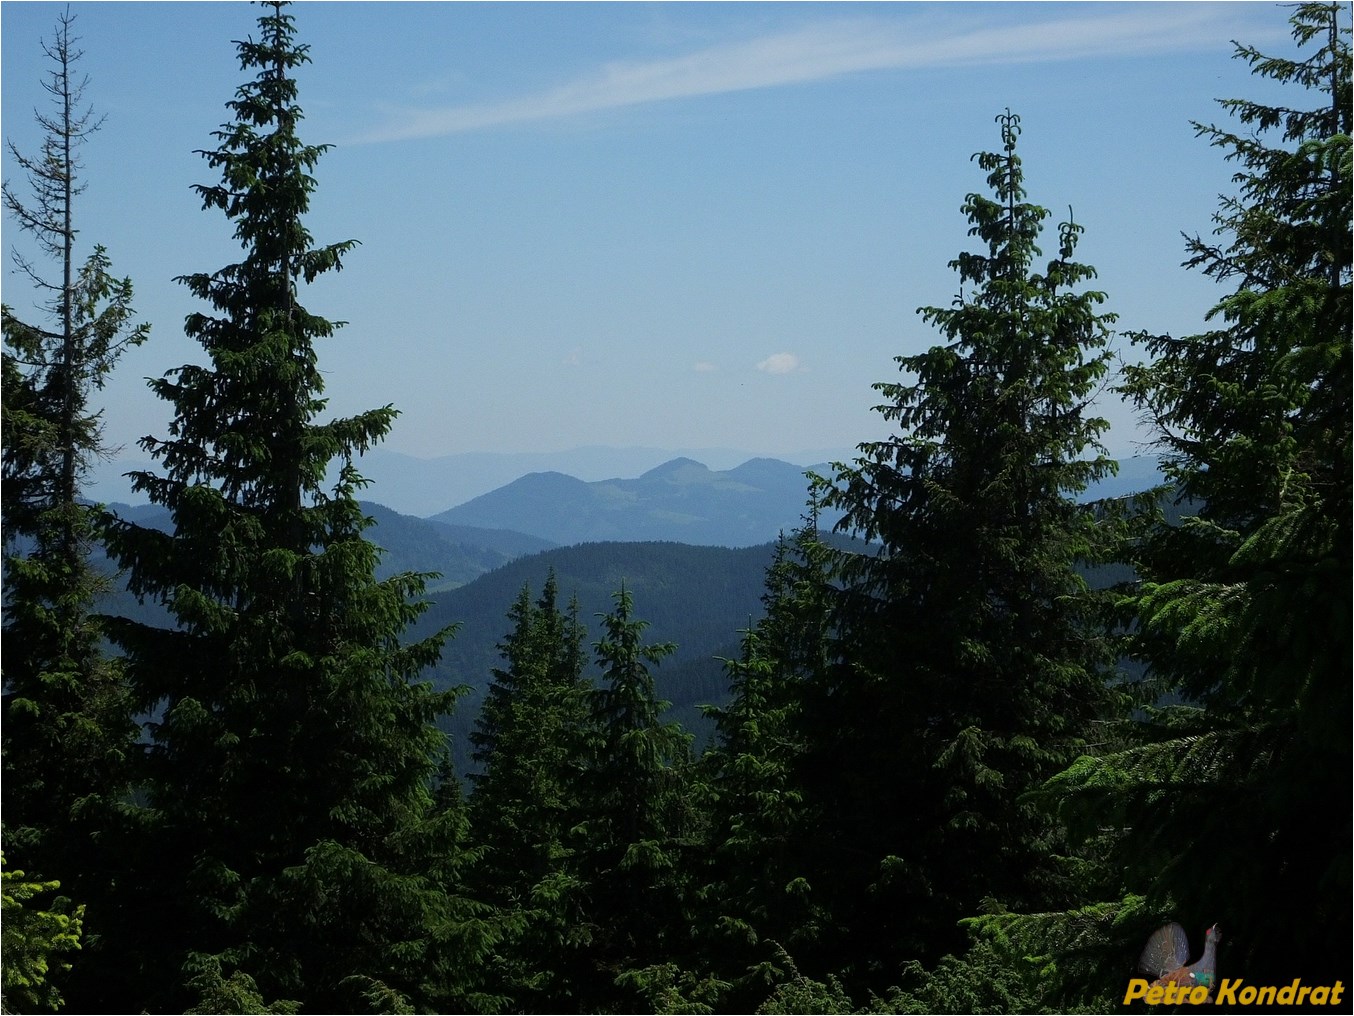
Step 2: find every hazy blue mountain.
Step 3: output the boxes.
[346,445,857,517]
[423,519,557,560]
[104,502,173,530]
[86,446,1156,519]
[1081,455,1166,501]
[357,502,556,592]
[86,461,1170,776]
[83,446,857,517]
[92,503,553,619]
[429,457,832,547]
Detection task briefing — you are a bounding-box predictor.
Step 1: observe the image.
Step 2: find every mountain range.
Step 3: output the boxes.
[88,446,1163,533]
[98,453,1165,560]
[84,445,857,518]
[425,454,1165,548]
[430,456,836,548]
[89,453,1167,773]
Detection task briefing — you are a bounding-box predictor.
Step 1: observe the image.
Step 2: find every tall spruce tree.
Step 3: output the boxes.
[1,7,148,923]
[468,574,592,1009]
[797,110,1119,990]
[470,573,589,896]
[98,6,494,1011]
[697,513,832,1002]
[569,587,697,1009]
[1040,2,1351,986]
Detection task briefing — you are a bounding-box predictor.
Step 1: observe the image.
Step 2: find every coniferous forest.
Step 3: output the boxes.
[2,4,1349,1014]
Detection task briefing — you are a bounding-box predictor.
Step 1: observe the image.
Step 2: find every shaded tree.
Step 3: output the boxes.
[797,109,1120,990]
[468,573,591,1008]
[1042,1,1351,987]
[569,587,697,1010]
[696,512,834,1002]
[97,5,498,1010]
[470,572,590,891]
[1,8,148,960]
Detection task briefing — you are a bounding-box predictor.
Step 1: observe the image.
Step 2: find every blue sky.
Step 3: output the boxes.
[2,2,1292,466]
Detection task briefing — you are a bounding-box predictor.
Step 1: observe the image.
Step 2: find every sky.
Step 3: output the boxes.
[1,1,1296,469]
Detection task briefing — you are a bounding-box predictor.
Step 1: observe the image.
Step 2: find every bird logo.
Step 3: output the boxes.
[1138,922,1222,998]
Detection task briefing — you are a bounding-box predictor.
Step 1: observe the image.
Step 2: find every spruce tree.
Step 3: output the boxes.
[470,572,590,892]
[570,587,697,1009]
[468,574,592,1009]
[799,110,1119,989]
[1,6,148,942]
[98,5,493,1010]
[697,514,832,1001]
[1045,1,1351,985]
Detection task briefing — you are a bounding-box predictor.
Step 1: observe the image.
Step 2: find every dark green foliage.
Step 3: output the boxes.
[781,110,1119,991]
[612,962,730,1015]
[751,937,1076,1016]
[415,541,776,691]
[1,15,148,994]
[1046,2,1351,986]
[468,584,704,1011]
[695,514,834,1002]
[570,587,700,1010]
[94,5,498,1010]
[413,539,778,774]
[182,955,300,1015]
[468,574,591,1008]
[470,573,590,894]
[754,954,856,1016]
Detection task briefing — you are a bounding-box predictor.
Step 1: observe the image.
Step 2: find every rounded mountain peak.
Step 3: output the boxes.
[639,457,712,482]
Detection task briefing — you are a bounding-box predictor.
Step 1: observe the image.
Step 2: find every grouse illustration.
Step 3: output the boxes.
[1138,923,1222,996]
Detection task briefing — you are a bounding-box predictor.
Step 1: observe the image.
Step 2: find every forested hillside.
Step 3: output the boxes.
[412,539,781,771]
[2,4,1347,1014]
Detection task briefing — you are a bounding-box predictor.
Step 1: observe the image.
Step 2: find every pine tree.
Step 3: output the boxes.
[97,5,495,1010]
[1,7,148,943]
[1045,2,1351,986]
[797,110,1120,989]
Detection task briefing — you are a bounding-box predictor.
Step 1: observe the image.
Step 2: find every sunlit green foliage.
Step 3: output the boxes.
[1,854,85,1014]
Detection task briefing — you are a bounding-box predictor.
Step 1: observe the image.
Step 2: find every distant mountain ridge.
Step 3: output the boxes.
[86,446,1160,520]
[425,453,1164,548]
[430,456,833,548]
[98,501,556,595]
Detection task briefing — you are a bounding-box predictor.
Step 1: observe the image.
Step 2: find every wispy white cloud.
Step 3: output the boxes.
[354,7,1250,143]
[757,352,802,376]
[693,361,718,373]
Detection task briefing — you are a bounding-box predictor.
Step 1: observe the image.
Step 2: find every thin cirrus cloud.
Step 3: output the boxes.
[353,7,1250,143]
